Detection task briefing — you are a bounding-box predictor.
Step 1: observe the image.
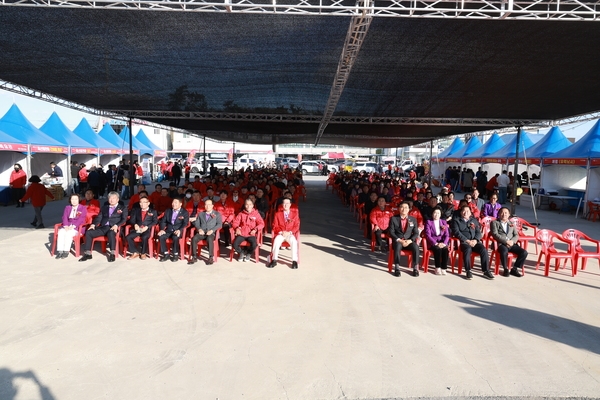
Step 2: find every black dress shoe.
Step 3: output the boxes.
[159,254,169,262]
[55,252,62,259]
[79,254,92,262]
[30,222,37,227]
[393,266,401,277]
[413,268,419,277]
[291,261,298,269]
[171,254,179,262]
[267,260,277,268]
[35,224,45,229]
[107,253,116,262]
[188,257,197,265]
[61,251,69,259]
[483,271,495,280]
[510,268,522,277]
[503,269,510,277]
[466,271,473,280]
[205,258,214,265]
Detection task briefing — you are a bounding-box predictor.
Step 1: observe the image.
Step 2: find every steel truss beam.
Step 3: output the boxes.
[315,0,373,145]
[0,0,600,20]
[1,0,600,20]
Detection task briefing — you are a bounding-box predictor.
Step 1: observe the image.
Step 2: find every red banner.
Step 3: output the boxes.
[31,145,67,153]
[0,142,28,152]
[511,158,540,165]
[462,158,480,163]
[100,149,120,155]
[543,158,587,166]
[154,150,167,158]
[71,147,97,155]
[482,158,506,164]
[591,159,600,166]
[445,158,460,163]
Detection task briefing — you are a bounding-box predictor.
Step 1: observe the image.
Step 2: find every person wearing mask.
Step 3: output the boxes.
[9,163,27,207]
[388,201,420,277]
[188,199,222,265]
[55,194,87,259]
[157,197,189,262]
[79,191,128,262]
[125,197,158,260]
[19,175,54,229]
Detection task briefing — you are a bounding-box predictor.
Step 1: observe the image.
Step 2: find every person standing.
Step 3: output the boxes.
[490,207,526,277]
[49,161,63,182]
[19,175,54,229]
[171,162,182,186]
[388,201,420,277]
[497,170,510,204]
[9,163,27,207]
[78,163,88,195]
[55,194,87,259]
[69,160,80,195]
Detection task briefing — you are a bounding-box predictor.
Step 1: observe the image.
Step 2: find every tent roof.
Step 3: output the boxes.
[135,129,162,152]
[445,136,483,161]
[97,123,127,150]
[465,133,506,160]
[72,118,120,150]
[524,126,572,159]
[1,8,600,147]
[0,128,20,144]
[484,131,537,160]
[0,104,66,146]
[39,112,96,149]
[550,120,600,159]
[437,138,464,159]
[119,126,152,155]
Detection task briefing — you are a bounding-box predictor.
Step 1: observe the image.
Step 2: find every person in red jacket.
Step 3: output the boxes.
[231,199,265,262]
[20,175,54,229]
[80,189,101,226]
[214,190,236,247]
[9,163,27,207]
[370,196,393,252]
[267,198,300,269]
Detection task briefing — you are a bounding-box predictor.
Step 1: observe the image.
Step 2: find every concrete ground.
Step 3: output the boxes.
[0,175,599,400]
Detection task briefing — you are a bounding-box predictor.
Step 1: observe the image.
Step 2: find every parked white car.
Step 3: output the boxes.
[236,157,257,169]
[299,161,321,174]
[352,161,378,173]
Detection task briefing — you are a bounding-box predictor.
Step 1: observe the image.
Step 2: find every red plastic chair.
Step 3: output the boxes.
[586,201,600,222]
[535,229,574,276]
[449,237,487,275]
[80,226,121,258]
[510,216,539,254]
[154,224,188,260]
[386,236,415,274]
[186,226,220,263]
[479,216,495,249]
[50,223,85,257]
[268,230,300,264]
[561,228,600,275]
[229,228,262,263]
[122,224,157,257]
[370,224,390,252]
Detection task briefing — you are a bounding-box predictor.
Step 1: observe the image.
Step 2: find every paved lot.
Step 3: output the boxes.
[1,176,599,400]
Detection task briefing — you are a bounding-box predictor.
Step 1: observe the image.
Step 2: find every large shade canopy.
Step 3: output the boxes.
[1,6,600,147]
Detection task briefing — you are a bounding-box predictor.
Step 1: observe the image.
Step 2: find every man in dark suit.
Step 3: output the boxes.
[125,197,158,260]
[388,201,420,277]
[188,199,223,265]
[450,205,493,280]
[490,207,526,277]
[79,191,128,262]
[157,197,189,262]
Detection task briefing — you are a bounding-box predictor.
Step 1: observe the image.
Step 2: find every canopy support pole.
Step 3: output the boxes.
[128,117,134,196]
[510,126,521,215]
[203,135,207,175]
[67,147,72,195]
[428,140,433,187]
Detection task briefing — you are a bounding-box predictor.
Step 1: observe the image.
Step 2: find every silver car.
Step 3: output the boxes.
[300,161,321,174]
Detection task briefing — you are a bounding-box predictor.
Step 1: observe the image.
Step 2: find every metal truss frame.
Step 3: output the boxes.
[1,0,600,20]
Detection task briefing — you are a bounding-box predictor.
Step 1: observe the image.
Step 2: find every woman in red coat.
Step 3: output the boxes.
[20,175,54,229]
[9,163,27,207]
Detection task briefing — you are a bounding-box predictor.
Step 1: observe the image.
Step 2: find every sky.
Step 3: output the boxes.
[0,88,596,143]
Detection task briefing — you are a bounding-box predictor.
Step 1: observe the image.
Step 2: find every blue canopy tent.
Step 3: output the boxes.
[481,131,537,184]
[119,126,151,157]
[0,128,28,204]
[98,123,129,152]
[73,119,122,171]
[0,104,69,185]
[432,137,464,179]
[542,120,600,215]
[523,126,572,163]
[135,128,166,158]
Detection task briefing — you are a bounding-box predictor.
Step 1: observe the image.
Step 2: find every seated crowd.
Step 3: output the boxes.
[330,171,528,280]
[51,167,304,269]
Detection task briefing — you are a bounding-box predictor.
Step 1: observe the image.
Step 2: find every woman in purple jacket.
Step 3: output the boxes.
[424,207,450,275]
[481,194,501,219]
[55,194,87,259]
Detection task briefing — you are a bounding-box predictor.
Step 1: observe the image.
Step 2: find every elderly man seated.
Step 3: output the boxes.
[79,191,128,262]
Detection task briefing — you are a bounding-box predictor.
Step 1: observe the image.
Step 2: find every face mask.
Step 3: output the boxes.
[186,193,192,199]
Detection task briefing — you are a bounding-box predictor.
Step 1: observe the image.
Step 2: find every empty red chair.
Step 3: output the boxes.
[561,228,600,275]
[586,201,600,222]
[535,229,574,276]
[510,216,539,254]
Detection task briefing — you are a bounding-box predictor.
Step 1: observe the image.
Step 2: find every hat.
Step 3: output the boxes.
[29,175,41,183]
